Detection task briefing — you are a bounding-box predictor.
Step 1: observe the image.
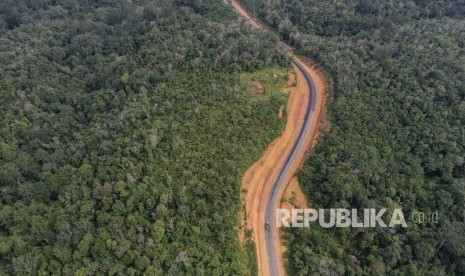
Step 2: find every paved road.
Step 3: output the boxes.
[265,58,316,276]
[226,1,318,275]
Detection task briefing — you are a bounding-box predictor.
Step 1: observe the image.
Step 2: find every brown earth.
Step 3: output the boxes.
[250,80,265,94]
[278,106,284,118]
[238,64,308,276]
[239,62,326,276]
[278,177,309,259]
[227,0,264,29]
[227,1,328,275]
[272,60,326,276]
[280,177,308,211]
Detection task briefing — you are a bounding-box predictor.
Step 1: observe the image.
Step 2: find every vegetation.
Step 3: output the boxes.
[240,0,465,275]
[0,0,292,274]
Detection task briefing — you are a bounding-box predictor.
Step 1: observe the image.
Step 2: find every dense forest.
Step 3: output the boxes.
[240,0,465,275]
[0,0,292,274]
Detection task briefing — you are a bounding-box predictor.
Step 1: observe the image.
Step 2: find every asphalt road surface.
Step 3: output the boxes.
[264,58,316,276]
[226,1,318,275]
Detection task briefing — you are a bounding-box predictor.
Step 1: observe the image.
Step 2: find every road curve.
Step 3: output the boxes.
[265,59,316,276]
[226,1,319,275]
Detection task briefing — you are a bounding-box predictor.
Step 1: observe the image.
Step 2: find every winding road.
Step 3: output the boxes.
[226,1,322,275]
[264,59,316,276]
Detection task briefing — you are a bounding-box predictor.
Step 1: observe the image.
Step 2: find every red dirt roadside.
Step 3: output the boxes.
[239,62,326,276]
[227,1,328,275]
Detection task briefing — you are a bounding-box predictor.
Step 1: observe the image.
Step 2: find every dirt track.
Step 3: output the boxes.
[228,1,327,275]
